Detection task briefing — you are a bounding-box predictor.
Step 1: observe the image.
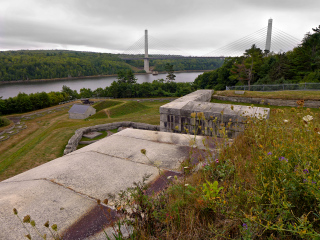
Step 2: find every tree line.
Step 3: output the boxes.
[0,91,69,115]
[194,25,320,90]
[0,77,195,115]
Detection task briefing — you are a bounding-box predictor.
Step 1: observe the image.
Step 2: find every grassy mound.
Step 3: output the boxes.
[109,101,149,118]
[93,100,122,112]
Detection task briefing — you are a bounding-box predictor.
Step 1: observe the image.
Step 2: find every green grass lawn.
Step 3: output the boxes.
[0,100,168,181]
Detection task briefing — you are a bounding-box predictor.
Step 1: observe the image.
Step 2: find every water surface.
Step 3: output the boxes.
[0,72,203,99]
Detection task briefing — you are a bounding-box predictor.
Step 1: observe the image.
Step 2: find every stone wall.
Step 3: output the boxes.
[64,121,159,155]
[160,90,270,138]
[213,95,320,108]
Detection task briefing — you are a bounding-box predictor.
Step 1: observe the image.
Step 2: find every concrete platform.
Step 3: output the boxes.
[0,129,216,240]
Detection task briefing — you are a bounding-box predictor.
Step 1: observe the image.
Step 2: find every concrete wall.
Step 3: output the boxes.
[213,95,320,108]
[64,121,159,155]
[160,90,270,138]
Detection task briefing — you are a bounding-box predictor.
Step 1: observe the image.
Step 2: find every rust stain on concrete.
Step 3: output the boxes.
[62,204,119,240]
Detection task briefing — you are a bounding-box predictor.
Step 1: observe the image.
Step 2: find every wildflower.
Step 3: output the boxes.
[185,184,189,186]
[103,199,108,205]
[44,221,50,228]
[278,156,288,162]
[140,149,146,155]
[184,166,189,169]
[30,220,36,227]
[303,169,309,174]
[283,119,289,123]
[167,176,172,179]
[303,115,313,122]
[303,179,308,183]
[51,224,58,231]
[25,234,31,240]
[23,215,31,223]
[243,223,248,230]
[268,152,272,155]
[215,159,219,163]
[191,112,196,118]
[297,100,305,107]
[197,112,204,119]
[312,181,316,184]
[13,208,18,215]
[231,105,234,110]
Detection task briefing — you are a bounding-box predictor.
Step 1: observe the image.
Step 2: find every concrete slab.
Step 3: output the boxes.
[72,135,190,171]
[0,180,96,240]
[1,129,213,239]
[4,152,159,201]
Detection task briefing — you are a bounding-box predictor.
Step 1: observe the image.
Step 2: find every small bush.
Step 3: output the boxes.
[0,116,10,127]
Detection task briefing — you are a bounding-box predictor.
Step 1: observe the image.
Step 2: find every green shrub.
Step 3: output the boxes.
[0,116,10,127]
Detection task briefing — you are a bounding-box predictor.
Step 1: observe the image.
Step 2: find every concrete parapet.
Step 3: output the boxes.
[213,95,320,108]
[160,90,270,138]
[63,122,160,155]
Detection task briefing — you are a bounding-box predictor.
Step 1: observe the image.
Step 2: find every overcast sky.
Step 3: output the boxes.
[0,0,319,56]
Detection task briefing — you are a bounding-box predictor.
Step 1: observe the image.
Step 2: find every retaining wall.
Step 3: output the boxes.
[213,95,320,108]
[160,90,270,138]
[64,121,159,155]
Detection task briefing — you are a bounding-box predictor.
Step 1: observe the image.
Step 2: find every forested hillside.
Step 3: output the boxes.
[126,58,223,71]
[0,50,133,81]
[194,25,320,90]
[0,50,223,82]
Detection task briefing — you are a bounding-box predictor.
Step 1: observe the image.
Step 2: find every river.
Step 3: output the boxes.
[0,72,203,99]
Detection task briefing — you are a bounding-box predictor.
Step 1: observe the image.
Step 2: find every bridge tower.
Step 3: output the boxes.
[144,29,150,73]
[265,18,273,53]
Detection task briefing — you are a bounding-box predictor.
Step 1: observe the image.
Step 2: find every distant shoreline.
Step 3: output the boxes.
[0,70,210,84]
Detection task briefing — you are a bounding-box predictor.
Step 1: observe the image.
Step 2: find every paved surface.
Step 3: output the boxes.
[0,128,216,240]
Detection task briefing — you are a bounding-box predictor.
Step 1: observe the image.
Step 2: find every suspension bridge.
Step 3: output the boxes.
[120,19,301,73]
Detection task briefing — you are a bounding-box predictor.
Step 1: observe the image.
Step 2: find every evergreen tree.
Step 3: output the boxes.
[165,63,176,81]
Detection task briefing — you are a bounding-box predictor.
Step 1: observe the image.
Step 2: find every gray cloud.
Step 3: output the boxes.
[0,0,319,55]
